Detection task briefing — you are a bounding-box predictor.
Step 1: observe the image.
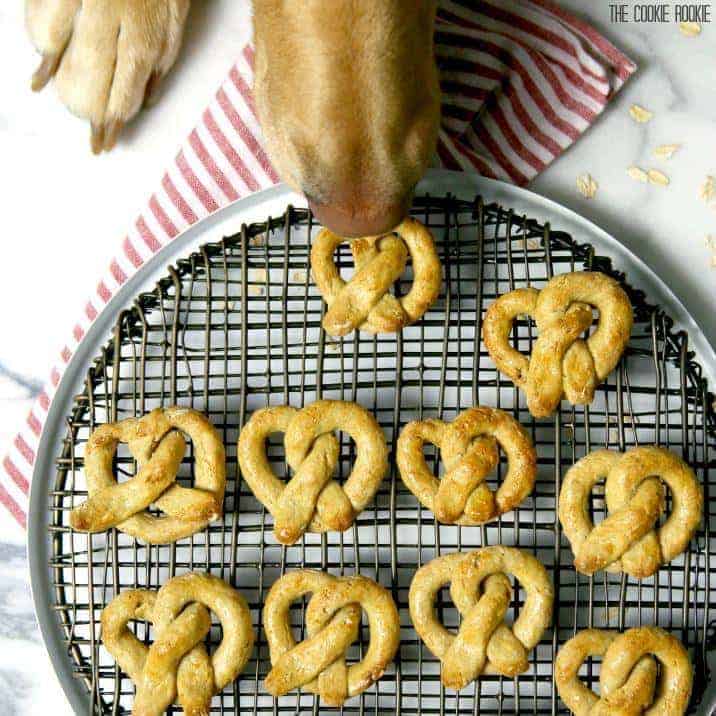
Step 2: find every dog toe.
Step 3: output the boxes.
[104,33,158,137]
[31,52,61,91]
[26,0,80,89]
[26,0,80,55]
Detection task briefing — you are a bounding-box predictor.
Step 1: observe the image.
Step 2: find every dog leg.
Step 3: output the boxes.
[26,0,190,153]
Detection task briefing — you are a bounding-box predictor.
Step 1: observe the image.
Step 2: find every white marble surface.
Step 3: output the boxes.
[0,1,714,713]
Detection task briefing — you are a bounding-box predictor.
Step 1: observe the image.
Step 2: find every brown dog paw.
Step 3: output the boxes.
[26,0,190,153]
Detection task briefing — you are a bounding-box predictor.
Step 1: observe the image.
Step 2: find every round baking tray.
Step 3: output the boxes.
[28,170,716,713]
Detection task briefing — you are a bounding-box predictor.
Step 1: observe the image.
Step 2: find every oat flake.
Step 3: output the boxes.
[653,144,681,160]
[627,166,649,183]
[647,169,669,186]
[679,21,701,37]
[629,104,653,123]
[576,173,598,199]
[699,176,715,202]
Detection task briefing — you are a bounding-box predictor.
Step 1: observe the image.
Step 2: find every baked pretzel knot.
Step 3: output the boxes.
[483,271,633,417]
[409,546,553,689]
[397,407,537,524]
[559,446,702,579]
[555,627,693,715]
[311,217,441,337]
[102,572,254,716]
[70,407,226,544]
[263,570,400,706]
[238,400,388,544]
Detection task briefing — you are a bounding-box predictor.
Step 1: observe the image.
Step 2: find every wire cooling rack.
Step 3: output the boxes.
[48,194,715,715]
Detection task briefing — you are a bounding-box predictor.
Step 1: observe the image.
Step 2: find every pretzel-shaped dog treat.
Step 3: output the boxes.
[559,446,703,579]
[238,400,388,544]
[263,570,400,706]
[102,572,254,716]
[311,217,441,337]
[482,271,633,418]
[70,407,226,544]
[409,546,553,689]
[555,627,693,715]
[396,407,537,524]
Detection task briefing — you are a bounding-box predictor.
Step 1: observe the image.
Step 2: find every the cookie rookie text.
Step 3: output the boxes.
[609,3,712,23]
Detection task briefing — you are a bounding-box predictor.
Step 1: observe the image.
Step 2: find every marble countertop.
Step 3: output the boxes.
[1,1,714,713]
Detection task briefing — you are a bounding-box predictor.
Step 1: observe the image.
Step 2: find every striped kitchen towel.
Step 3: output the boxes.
[1,0,635,526]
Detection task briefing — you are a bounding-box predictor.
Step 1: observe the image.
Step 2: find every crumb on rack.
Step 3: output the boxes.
[248,268,267,295]
[214,299,234,312]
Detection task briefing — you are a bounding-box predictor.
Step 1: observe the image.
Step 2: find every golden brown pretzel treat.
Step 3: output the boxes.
[263,570,400,706]
[555,627,693,715]
[102,572,254,716]
[559,446,703,579]
[238,400,388,544]
[70,407,226,544]
[396,407,537,525]
[311,217,441,336]
[482,272,633,417]
[409,546,553,689]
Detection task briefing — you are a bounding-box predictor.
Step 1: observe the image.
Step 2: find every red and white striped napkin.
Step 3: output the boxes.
[1,0,635,527]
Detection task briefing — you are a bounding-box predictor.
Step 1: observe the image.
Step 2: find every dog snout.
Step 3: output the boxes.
[308,192,413,238]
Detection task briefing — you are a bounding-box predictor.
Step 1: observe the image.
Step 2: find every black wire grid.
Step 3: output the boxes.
[49,195,716,715]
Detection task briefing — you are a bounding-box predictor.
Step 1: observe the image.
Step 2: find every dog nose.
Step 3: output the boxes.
[308,195,412,238]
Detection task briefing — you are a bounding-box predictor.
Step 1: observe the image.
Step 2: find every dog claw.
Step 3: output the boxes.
[31,54,60,92]
[103,119,124,152]
[143,71,164,108]
[90,123,105,155]
[89,119,124,154]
